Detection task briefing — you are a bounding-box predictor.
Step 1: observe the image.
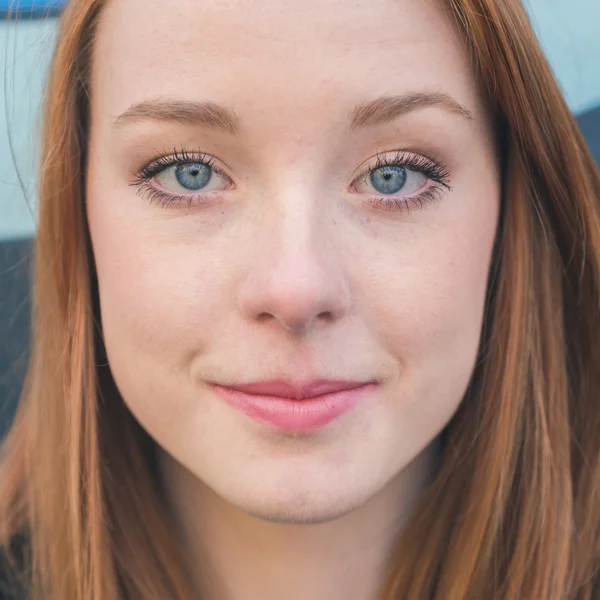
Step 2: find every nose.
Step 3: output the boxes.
[237,201,352,335]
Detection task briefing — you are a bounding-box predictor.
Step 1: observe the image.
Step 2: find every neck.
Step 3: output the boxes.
[158,440,440,600]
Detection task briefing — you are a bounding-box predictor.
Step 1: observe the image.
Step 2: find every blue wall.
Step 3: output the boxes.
[525,0,600,114]
[0,0,66,13]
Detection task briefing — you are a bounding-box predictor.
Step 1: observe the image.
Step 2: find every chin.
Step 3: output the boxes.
[219,475,372,525]
[157,436,392,527]
[234,498,363,525]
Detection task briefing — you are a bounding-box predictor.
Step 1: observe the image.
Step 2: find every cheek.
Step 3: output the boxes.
[361,211,496,363]
[87,197,226,388]
[356,195,498,437]
[355,219,497,479]
[87,208,228,442]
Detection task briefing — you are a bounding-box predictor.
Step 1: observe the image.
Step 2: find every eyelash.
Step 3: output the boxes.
[130,147,452,211]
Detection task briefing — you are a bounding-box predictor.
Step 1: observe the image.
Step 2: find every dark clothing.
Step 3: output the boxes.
[0,535,30,600]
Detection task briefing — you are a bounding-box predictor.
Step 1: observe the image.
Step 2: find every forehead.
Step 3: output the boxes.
[91,0,483,127]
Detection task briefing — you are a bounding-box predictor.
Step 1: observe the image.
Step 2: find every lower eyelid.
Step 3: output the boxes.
[365,185,447,212]
[133,156,448,210]
[137,182,224,208]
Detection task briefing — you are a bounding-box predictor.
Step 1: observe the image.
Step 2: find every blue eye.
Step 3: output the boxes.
[132,148,451,211]
[353,151,451,204]
[144,153,232,197]
[355,163,427,198]
[369,165,407,195]
[174,163,212,190]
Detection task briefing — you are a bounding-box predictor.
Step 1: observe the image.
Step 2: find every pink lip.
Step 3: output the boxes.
[209,379,377,432]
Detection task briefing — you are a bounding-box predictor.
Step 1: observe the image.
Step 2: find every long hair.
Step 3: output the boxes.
[1,0,600,598]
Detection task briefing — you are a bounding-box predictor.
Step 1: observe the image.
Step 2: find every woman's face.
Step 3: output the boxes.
[87,0,500,522]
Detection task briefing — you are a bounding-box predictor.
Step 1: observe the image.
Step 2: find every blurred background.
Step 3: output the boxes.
[1,0,600,437]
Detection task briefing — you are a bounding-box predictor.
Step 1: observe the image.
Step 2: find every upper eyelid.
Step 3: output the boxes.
[135,148,449,186]
[137,149,228,176]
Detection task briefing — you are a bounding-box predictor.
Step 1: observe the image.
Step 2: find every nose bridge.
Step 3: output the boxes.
[268,180,326,257]
[237,181,352,334]
[252,156,335,267]
[267,189,332,288]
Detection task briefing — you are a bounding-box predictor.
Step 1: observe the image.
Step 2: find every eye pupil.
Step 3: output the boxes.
[175,162,211,190]
[370,165,407,195]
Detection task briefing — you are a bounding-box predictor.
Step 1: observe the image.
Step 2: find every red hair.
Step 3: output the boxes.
[1,0,600,598]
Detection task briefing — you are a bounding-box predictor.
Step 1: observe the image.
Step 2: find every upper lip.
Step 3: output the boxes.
[214,379,374,400]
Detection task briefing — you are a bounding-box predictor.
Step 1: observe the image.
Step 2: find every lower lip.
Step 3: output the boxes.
[210,383,377,432]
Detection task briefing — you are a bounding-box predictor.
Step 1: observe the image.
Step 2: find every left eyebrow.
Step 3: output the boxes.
[349,92,474,130]
[112,91,473,134]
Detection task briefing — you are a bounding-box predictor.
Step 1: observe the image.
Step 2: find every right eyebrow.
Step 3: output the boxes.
[113,99,242,135]
[113,91,473,135]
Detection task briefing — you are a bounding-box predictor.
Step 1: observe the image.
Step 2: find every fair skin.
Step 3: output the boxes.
[86,0,500,598]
